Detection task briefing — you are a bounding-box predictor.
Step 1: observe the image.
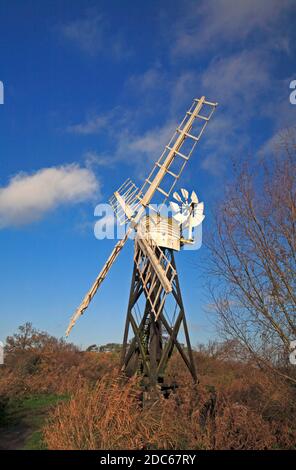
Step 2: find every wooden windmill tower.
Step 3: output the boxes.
[66,96,217,390]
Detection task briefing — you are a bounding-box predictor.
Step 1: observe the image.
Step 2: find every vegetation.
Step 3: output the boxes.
[207,131,296,385]
[0,324,295,450]
[0,393,68,450]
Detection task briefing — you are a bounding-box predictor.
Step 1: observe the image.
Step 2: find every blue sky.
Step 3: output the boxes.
[0,0,295,348]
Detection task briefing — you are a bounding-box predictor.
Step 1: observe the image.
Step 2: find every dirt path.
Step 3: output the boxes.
[0,422,32,450]
[0,394,67,450]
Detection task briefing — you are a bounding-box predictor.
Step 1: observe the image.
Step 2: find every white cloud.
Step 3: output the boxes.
[126,122,175,160]
[200,153,226,177]
[169,72,197,116]
[68,69,205,178]
[81,122,176,180]
[258,126,296,157]
[257,131,282,157]
[63,6,293,181]
[196,43,294,173]
[201,50,269,108]
[67,113,110,135]
[59,12,131,59]
[126,66,165,93]
[184,51,269,174]
[108,121,176,180]
[171,0,294,58]
[61,14,104,56]
[199,112,249,176]
[124,68,198,119]
[60,1,294,184]
[66,107,125,136]
[0,164,99,228]
[84,151,114,168]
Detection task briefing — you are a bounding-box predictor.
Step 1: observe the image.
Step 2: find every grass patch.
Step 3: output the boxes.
[20,394,69,412]
[0,393,69,450]
[23,431,47,450]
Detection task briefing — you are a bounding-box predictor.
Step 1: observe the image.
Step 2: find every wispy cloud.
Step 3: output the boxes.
[66,113,111,135]
[201,50,270,109]
[86,121,175,177]
[126,65,165,94]
[0,164,99,228]
[124,122,175,161]
[258,126,296,157]
[171,0,295,58]
[62,0,295,181]
[124,67,198,118]
[84,151,114,168]
[68,68,207,177]
[66,107,126,136]
[195,49,273,173]
[60,14,104,56]
[59,11,131,59]
[198,112,249,176]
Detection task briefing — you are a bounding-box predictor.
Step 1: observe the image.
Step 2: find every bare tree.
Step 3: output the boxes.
[5,322,78,354]
[207,130,296,383]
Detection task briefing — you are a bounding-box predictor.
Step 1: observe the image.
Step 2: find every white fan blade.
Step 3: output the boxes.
[191,213,205,227]
[181,202,190,211]
[191,190,199,204]
[181,188,189,201]
[173,213,187,224]
[173,191,182,202]
[170,201,180,213]
[195,202,204,214]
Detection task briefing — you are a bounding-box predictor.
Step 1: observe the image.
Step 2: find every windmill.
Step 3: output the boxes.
[66,96,217,390]
[170,189,205,241]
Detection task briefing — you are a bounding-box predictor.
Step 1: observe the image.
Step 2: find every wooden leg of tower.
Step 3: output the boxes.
[121,261,152,378]
[149,318,162,386]
[158,313,196,380]
[120,262,137,369]
[182,312,197,382]
[156,310,183,377]
[128,314,150,376]
[122,302,149,371]
[120,261,145,376]
[170,251,197,382]
[121,249,197,388]
[153,249,197,383]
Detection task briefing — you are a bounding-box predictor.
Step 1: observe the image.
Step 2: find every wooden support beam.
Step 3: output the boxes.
[141,97,206,207]
[156,309,183,376]
[129,313,150,376]
[121,248,197,387]
[137,237,172,294]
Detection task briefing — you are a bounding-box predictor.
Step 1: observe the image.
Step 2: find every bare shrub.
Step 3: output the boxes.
[2,324,295,450]
[43,368,292,450]
[44,374,150,450]
[214,400,275,449]
[207,132,296,383]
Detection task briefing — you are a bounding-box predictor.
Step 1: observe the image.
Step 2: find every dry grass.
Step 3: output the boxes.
[43,365,296,450]
[1,329,295,450]
[44,374,153,450]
